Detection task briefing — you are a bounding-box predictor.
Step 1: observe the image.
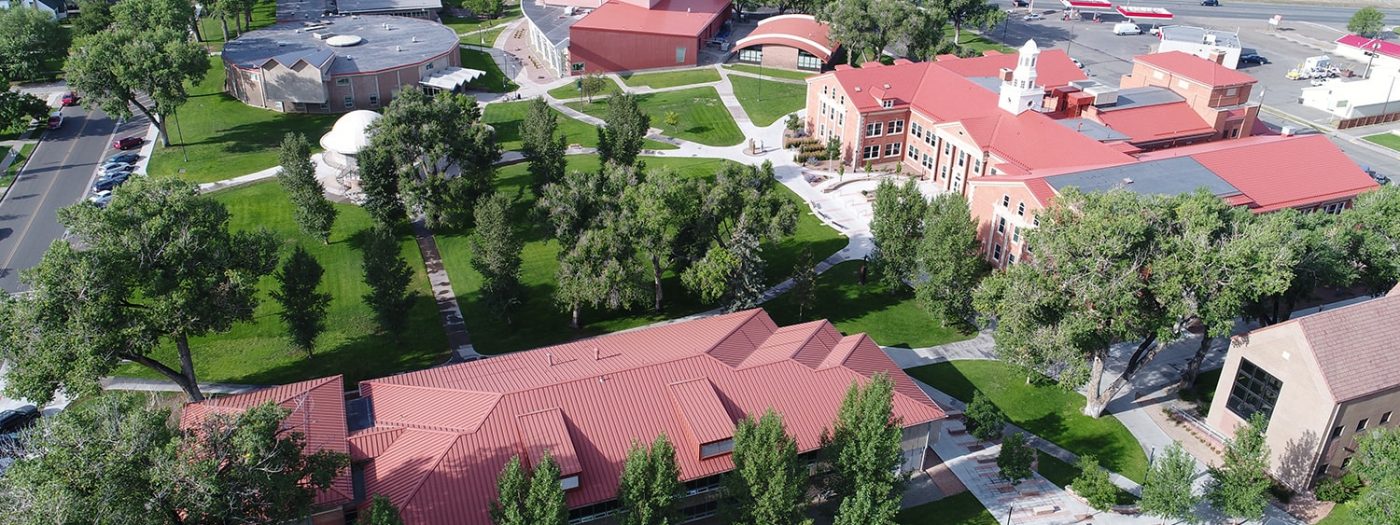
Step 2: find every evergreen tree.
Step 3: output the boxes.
[1206,413,1271,522]
[360,495,405,525]
[617,435,682,525]
[271,246,332,357]
[832,485,898,525]
[997,432,1033,485]
[869,179,926,291]
[361,226,415,335]
[1070,455,1117,511]
[358,146,407,227]
[1141,443,1200,524]
[526,455,568,525]
[490,456,530,525]
[820,374,904,511]
[724,410,810,525]
[789,247,818,318]
[278,132,338,243]
[915,193,986,327]
[470,193,524,322]
[599,93,650,167]
[964,390,1006,442]
[522,97,567,192]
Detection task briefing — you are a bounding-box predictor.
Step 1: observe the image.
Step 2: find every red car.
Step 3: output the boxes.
[112,136,144,150]
[61,92,80,106]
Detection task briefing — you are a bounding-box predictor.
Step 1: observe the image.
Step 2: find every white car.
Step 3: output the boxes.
[89,190,113,208]
[1113,22,1142,35]
[1071,58,1085,69]
[1023,12,1043,21]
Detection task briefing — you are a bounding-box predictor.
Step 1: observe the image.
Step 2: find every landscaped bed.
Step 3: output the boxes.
[897,492,998,525]
[568,87,744,146]
[146,56,336,185]
[112,181,448,386]
[905,360,1150,483]
[619,68,722,89]
[724,64,815,81]
[1034,451,1138,505]
[764,261,973,348]
[483,100,675,151]
[434,154,846,355]
[728,75,807,127]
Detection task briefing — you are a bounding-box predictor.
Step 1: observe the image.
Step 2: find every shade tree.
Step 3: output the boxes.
[271,246,332,358]
[915,193,986,327]
[617,435,682,525]
[470,192,525,323]
[869,179,927,291]
[723,410,812,525]
[278,132,338,243]
[820,374,905,514]
[1206,413,1271,522]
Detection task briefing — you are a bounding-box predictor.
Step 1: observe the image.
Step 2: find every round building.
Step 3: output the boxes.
[223,15,475,113]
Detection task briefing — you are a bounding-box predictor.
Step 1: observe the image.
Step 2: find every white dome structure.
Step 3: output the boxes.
[320,110,380,179]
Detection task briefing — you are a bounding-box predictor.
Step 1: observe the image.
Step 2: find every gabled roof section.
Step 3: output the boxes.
[936,48,1086,89]
[1293,292,1400,403]
[668,378,735,446]
[349,426,404,462]
[262,48,335,70]
[516,408,583,476]
[1092,101,1216,144]
[829,60,930,112]
[1134,51,1255,87]
[362,382,501,433]
[737,319,841,369]
[571,0,729,37]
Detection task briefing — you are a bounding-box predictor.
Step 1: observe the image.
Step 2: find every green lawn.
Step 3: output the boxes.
[147,56,336,185]
[434,154,845,354]
[897,492,997,525]
[618,68,722,89]
[764,261,972,348]
[482,100,675,152]
[569,87,743,146]
[195,0,277,48]
[463,25,510,47]
[1364,133,1400,153]
[727,75,807,127]
[461,48,518,93]
[1318,495,1360,525]
[1035,451,1138,505]
[442,4,521,36]
[950,28,1015,55]
[113,182,449,385]
[906,361,1150,483]
[724,64,816,81]
[546,77,624,101]
[1,143,37,189]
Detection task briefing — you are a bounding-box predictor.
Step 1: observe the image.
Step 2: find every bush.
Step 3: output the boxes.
[997,432,1034,485]
[1315,473,1363,503]
[965,390,1007,442]
[1071,455,1118,511]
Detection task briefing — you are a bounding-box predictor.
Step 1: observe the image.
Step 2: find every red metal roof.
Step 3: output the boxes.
[1091,101,1216,144]
[946,110,1138,174]
[1336,34,1400,60]
[516,408,583,476]
[1115,5,1172,19]
[571,0,729,37]
[1135,51,1256,87]
[827,60,930,112]
[182,376,353,507]
[733,14,837,61]
[355,310,946,524]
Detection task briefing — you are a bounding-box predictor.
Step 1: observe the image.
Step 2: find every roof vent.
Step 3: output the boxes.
[854,86,861,92]
[412,36,420,43]
[883,83,891,89]
[396,45,401,52]
[547,353,554,366]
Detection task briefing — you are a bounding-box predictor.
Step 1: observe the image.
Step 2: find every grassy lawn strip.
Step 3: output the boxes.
[897,492,997,525]
[1317,492,1360,525]
[1364,133,1400,153]
[728,75,807,127]
[724,64,815,81]
[463,25,509,46]
[112,181,448,385]
[435,154,845,354]
[905,360,1150,483]
[1035,451,1138,505]
[1,143,37,189]
[569,87,743,146]
[619,69,722,89]
[195,0,277,48]
[949,28,1015,54]
[442,4,521,35]
[147,56,336,185]
[461,48,518,93]
[483,100,675,152]
[764,261,972,348]
[546,77,624,101]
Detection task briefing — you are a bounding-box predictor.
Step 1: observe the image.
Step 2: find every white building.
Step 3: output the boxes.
[1157,25,1242,69]
[0,0,66,20]
[1301,72,1400,119]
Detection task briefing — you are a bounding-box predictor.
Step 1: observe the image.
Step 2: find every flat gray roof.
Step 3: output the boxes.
[223,15,459,76]
[967,76,1003,93]
[523,0,578,49]
[1160,25,1241,49]
[1056,118,1131,142]
[1045,157,1241,198]
[337,0,441,14]
[1099,86,1183,111]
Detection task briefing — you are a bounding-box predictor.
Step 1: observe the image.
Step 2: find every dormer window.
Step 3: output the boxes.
[561,474,580,491]
[700,438,734,459]
[881,99,894,109]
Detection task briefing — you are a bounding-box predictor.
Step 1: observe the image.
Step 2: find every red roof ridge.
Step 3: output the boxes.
[818,333,869,370]
[390,431,465,513]
[361,379,500,398]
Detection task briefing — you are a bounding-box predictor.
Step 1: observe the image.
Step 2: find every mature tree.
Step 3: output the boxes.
[832,485,898,525]
[361,225,416,335]
[579,73,609,102]
[1071,455,1117,511]
[974,189,1162,417]
[1348,7,1387,38]
[271,246,332,358]
[462,0,504,17]
[542,164,647,327]
[941,0,1000,44]
[723,410,811,525]
[1353,427,1400,525]
[470,192,524,322]
[357,146,407,227]
[0,395,176,523]
[369,89,500,229]
[1346,184,1400,294]
[491,456,530,525]
[681,162,798,309]
[526,455,569,525]
[623,167,700,311]
[111,0,196,33]
[0,89,49,132]
[159,403,349,523]
[902,8,950,61]
[0,7,65,81]
[0,178,275,403]
[820,0,873,65]
[521,97,568,192]
[1243,209,1357,326]
[870,179,927,291]
[360,495,405,525]
[598,93,650,167]
[617,435,682,525]
[964,391,1006,442]
[789,247,818,318]
[916,193,986,327]
[1141,443,1200,524]
[997,432,1034,485]
[820,374,904,513]
[1207,413,1271,523]
[73,0,115,36]
[278,132,338,243]
[684,214,769,311]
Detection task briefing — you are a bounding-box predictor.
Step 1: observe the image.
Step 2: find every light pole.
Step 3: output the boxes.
[173,107,188,163]
[1364,41,1381,79]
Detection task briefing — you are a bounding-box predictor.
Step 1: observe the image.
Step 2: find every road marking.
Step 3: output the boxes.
[1298,21,1341,33]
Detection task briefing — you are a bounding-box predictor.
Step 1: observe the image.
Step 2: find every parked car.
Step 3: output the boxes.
[1201,0,1219,5]
[89,190,114,208]
[99,163,135,177]
[61,92,80,106]
[47,112,62,129]
[1113,22,1142,35]
[1010,0,1028,6]
[0,406,39,434]
[1023,12,1043,21]
[106,151,140,164]
[93,172,132,192]
[100,158,133,169]
[1373,173,1391,185]
[112,136,144,150]
[1240,53,1269,65]
[1071,57,1085,69]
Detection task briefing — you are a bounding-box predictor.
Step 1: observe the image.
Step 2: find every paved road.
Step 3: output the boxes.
[1029,0,1400,25]
[0,106,143,293]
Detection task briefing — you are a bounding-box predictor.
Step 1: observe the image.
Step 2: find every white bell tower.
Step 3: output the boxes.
[999,39,1045,115]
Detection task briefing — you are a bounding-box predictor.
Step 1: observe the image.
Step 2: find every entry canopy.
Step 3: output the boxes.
[1116,5,1174,20]
[420,67,486,90]
[1061,0,1114,10]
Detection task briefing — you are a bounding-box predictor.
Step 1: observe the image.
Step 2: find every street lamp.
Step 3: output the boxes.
[1364,40,1382,79]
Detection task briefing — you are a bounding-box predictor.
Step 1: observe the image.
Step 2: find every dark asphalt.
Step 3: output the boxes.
[0,106,145,293]
[1033,0,1399,25]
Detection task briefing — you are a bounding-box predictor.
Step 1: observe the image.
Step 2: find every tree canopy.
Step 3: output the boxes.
[724,410,811,525]
[617,435,682,525]
[1207,413,1271,522]
[1347,7,1386,38]
[0,6,65,81]
[821,374,904,523]
[1140,443,1200,524]
[870,179,927,291]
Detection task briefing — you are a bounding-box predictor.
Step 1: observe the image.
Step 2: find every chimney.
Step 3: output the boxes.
[593,347,600,360]
[1207,50,1225,64]
[1000,67,1013,82]
[547,353,554,366]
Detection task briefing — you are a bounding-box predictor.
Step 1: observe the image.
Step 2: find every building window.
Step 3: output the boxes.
[572,62,585,72]
[675,47,687,64]
[992,244,1002,260]
[1357,419,1369,432]
[911,122,923,139]
[1011,227,1020,243]
[885,142,901,157]
[973,159,982,173]
[921,152,934,169]
[739,48,762,63]
[862,145,881,160]
[368,95,379,107]
[1226,87,1238,96]
[1008,254,1016,264]
[939,166,948,180]
[680,501,719,523]
[866,122,883,137]
[1032,218,1040,227]
[996,217,1006,234]
[560,475,580,491]
[1017,202,1025,216]
[944,142,951,155]
[344,96,354,108]
[1331,425,1345,439]
[336,77,350,86]
[957,151,966,167]
[700,438,734,459]
[683,475,722,496]
[889,120,904,134]
[1225,359,1283,423]
[1001,195,1010,207]
[568,500,620,525]
[797,50,821,70]
[881,99,894,109]
[1322,202,1345,214]
[909,147,919,161]
[1383,411,1393,424]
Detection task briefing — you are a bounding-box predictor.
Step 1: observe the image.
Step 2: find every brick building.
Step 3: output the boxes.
[523,0,730,76]
[731,14,839,72]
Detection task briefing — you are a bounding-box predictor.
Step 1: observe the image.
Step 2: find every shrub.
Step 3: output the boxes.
[1315,473,1363,503]
[997,432,1033,485]
[965,391,1007,442]
[1071,455,1118,511]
